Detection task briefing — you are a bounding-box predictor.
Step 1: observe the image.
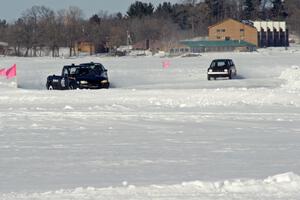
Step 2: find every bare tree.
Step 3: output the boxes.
[285,0,300,37]
[2,0,297,57]
[84,12,113,54]
[61,7,84,56]
[35,6,56,56]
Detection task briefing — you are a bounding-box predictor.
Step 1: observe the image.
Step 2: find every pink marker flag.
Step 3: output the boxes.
[6,64,17,79]
[162,60,170,69]
[0,68,6,76]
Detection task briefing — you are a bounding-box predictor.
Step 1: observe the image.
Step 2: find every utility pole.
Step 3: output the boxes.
[126,30,132,46]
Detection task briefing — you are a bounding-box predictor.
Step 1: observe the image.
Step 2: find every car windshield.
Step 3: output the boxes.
[64,64,106,76]
[72,65,105,76]
[210,60,227,68]
[92,64,105,74]
[75,67,90,76]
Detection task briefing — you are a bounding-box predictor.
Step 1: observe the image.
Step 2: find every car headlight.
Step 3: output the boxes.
[101,80,108,84]
[80,81,88,84]
[224,69,228,72]
[209,69,212,72]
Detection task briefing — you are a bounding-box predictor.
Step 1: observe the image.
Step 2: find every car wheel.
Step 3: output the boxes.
[228,71,232,79]
[69,85,75,90]
[207,75,211,80]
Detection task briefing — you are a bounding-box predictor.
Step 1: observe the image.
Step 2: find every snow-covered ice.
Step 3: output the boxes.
[1,49,300,199]
[2,172,300,200]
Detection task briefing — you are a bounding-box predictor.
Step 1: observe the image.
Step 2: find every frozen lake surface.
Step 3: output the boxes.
[1,48,300,199]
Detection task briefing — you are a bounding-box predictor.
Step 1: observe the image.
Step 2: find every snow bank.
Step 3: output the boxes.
[279,65,300,91]
[2,173,300,200]
[0,79,17,89]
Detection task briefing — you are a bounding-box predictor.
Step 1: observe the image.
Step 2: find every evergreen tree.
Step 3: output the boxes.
[89,14,101,24]
[127,1,154,18]
[243,0,255,20]
[0,19,7,28]
[171,4,190,30]
[271,0,288,20]
[205,0,224,24]
[155,2,173,17]
[0,19,8,43]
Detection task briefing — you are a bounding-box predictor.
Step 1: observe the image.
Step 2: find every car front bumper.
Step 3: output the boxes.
[79,81,110,89]
[207,72,229,75]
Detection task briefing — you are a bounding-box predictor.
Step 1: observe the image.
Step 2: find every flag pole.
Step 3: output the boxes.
[15,64,18,88]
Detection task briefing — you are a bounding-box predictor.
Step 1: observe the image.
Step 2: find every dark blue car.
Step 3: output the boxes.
[46,62,110,90]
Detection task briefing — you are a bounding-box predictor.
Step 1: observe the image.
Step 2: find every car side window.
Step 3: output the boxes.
[227,60,231,66]
[70,68,77,75]
[62,68,69,77]
[210,62,216,68]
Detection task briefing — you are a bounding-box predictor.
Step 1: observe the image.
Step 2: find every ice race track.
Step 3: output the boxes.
[1,48,300,200]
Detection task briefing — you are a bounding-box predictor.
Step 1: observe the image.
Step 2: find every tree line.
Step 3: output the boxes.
[0,0,299,57]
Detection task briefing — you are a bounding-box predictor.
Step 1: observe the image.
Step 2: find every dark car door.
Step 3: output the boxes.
[60,67,71,89]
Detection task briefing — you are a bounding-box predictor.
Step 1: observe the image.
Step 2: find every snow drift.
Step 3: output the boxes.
[279,65,300,91]
[2,172,300,200]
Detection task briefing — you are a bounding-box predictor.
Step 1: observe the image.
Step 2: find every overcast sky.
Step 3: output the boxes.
[0,0,180,21]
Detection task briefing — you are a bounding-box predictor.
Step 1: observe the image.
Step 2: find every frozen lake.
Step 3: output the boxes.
[1,49,300,199]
